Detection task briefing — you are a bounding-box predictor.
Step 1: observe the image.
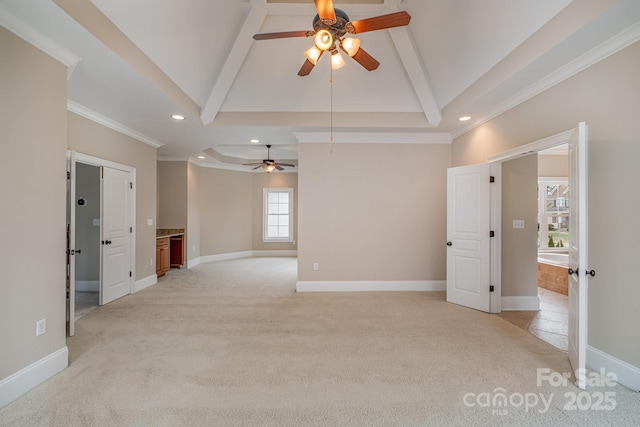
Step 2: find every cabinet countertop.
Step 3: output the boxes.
[156,228,185,238]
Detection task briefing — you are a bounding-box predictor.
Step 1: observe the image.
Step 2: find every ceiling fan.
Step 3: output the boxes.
[253,0,411,76]
[243,145,296,173]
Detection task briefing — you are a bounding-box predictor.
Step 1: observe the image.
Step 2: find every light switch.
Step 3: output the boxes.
[147,219,153,226]
[513,220,525,229]
[92,219,100,226]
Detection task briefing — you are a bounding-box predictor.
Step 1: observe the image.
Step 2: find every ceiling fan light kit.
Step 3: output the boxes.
[242,145,295,173]
[252,0,411,76]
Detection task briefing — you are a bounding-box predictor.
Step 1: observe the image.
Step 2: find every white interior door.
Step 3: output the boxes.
[66,151,76,336]
[446,164,492,312]
[568,122,588,389]
[101,166,132,305]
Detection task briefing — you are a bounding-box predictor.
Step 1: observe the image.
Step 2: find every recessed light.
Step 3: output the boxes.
[171,114,185,121]
[458,116,471,122]
[197,156,205,159]
[250,139,259,144]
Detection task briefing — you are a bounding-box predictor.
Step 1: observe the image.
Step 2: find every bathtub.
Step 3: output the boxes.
[537,252,568,267]
[537,252,569,295]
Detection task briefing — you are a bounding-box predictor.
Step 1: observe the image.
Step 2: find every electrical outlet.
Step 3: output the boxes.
[147,218,153,226]
[313,263,319,271]
[513,220,525,229]
[36,319,46,336]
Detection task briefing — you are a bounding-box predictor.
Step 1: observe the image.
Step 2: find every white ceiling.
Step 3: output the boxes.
[2,0,639,168]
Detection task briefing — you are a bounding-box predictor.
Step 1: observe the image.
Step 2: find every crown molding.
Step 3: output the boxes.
[0,4,81,72]
[294,131,451,144]
[68,100,163,148]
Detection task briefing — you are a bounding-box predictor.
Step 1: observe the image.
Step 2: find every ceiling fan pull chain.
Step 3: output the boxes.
[330,66,334,149]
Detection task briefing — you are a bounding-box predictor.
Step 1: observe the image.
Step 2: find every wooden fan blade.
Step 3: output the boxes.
[314,0,336,24]
[276,163,296,168]
[298,60,315,76]
[348,47,380,71]
[275,165,284,171]
[253,30,313,40]
[252,165,263,170]
[349,11,411,34]
[298,50,323,76]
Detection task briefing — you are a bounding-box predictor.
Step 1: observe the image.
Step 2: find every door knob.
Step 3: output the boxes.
[446,241,452,246]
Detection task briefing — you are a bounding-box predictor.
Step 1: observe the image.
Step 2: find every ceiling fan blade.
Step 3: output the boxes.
[349,11,411,34]
[298,50,324,76]
[276,163,296,168]
[242,162,264,166]
[275,165,285,171]
[349,47,380,71]
[314,0,336,24]
[298,60,314,76]
[253,30,313,41]
[252,165,263,170]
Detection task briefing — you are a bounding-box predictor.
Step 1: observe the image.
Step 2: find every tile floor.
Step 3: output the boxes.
[497,287,568,351]
[75,291,99,320]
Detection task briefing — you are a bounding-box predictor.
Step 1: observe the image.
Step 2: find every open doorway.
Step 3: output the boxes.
[66,151,136,336]
[74,162,101,319]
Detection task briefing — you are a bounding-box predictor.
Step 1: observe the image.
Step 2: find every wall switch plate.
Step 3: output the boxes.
[513,220,525,229]
[147,219,153,226]
[313,263,319,271]
[93,219,100,226]
[36,319,46,336]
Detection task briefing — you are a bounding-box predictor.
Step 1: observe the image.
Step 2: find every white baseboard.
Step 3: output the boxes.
[133,274,157,293]
[75,280,99,292]
[0,346,68,408]
[501,296,540,311]
[199,251,254,264]
[587,345,640,391]
[195,250,297,267]
[253,250,297,257]
[296,280,446,292]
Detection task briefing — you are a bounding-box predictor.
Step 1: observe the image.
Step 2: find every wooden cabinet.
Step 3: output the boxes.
[156,237,170,277]
[170,236,184,268]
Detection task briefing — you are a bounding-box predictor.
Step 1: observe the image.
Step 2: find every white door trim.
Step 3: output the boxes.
[65,151,136,297]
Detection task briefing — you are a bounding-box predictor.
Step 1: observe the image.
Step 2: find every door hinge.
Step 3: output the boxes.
[67,171,71,180]
[129,271,132,278]
[129,182,133,189]
[101,167,104,179]
[490,230,495,237]
[130,226,133,233]
[490,176,495,183]
[490,285,495,292]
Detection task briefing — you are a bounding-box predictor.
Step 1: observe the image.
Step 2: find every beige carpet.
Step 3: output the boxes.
[2,257,638,426]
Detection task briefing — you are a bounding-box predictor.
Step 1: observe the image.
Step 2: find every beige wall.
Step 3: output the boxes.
[157,161,187,229]
[252,172,298,251]
[501,155,538,297]
[198,167,253,256]
[186,162,201,261]
[0,28,68,379]
[452,41,640,368]
[298,143,450,282]
[538,154,568,177]
[68,113,157,280]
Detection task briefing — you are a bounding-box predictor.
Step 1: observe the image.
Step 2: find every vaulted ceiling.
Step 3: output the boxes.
[2,0,639,169]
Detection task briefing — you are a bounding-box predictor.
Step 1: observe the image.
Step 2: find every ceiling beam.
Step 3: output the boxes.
[52,0,200,119]
[200,1,268,125]
[389,26,441,126]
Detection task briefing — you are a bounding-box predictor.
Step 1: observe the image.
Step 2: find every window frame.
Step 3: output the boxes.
[262,187,294,243]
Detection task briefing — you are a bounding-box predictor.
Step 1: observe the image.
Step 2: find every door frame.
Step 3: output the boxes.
[486,127,576,314]
[66,151,136,325]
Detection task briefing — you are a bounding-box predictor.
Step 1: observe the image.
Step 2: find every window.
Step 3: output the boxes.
[263,188,293,242]
[538,180,569,249]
